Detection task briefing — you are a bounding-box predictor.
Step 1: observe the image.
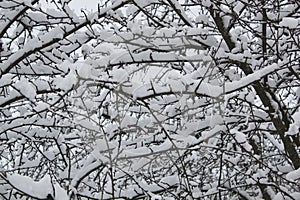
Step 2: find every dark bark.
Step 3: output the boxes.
[210,8,300,169]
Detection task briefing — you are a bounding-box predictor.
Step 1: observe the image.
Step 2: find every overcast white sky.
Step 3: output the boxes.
[69,0,99,13]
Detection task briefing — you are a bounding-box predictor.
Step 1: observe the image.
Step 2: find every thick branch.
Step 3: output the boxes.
[210,7,300,169]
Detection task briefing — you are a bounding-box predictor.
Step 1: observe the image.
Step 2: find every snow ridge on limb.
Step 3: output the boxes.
[166,0,193,27]
[0,0,39,39]
[6,174,68,200]
[116,60,284,100]
[209,0,300,170]
[0,0,131,77]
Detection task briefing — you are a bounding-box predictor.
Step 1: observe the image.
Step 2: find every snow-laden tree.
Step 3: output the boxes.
[0,0,299,199]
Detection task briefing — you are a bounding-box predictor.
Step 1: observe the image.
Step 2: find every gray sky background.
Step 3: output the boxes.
[69,0,99,13]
